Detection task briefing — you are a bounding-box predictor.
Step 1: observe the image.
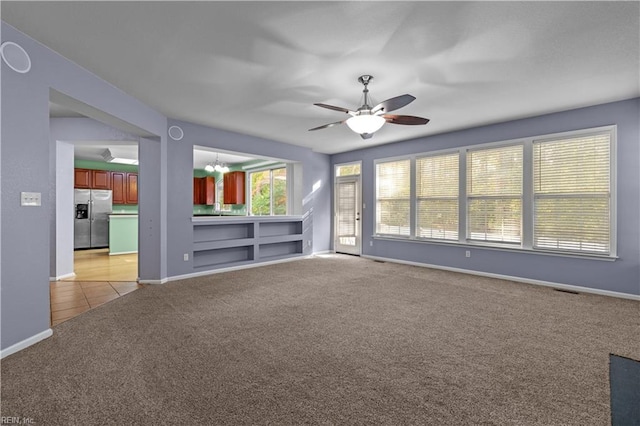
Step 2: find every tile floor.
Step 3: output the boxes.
[50,281,143,326]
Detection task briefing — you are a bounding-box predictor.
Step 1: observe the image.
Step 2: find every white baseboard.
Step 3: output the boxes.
[49,272,76,282]
[1,328,53,359]
[312,250,332,255]
[109,250,138,256]
[362,255,640,301]
[162,254,310,284]
[138,277,169,285]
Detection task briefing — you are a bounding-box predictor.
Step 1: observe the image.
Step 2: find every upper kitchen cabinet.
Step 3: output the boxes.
[112,171,138,205]
[74,168,112,189]
[224,171,245,204]
[74,168,92,188]
[193,176,215,205]
[126,172,138,204]
[91,170,111,190]
[112,171,126,204]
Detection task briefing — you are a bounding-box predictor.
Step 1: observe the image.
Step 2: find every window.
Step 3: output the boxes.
[467,145,523,243]
[416,153,459,240]
[533,133,611,254]
[376,159,410,236]
[249,167,287,216]
[372,126,614,257]
[336,163,361,176]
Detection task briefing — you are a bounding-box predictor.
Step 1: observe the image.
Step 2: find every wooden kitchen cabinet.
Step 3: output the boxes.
[111,172,126,204]
[193,178,201,204]
[126,172,138,204]
[74,168,92,188]
[224,171,245,204]
[193,176,215,205]
[112,171,138,204]
[91,170,111,189]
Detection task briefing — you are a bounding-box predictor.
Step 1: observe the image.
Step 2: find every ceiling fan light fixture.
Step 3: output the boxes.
[346,114,385,135]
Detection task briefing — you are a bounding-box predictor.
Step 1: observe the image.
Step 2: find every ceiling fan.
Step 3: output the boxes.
[309,75,429,139]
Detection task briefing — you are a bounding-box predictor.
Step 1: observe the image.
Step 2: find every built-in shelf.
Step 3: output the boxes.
[193,245,255,268]
[258,240,303,260]
[192,216,304,271]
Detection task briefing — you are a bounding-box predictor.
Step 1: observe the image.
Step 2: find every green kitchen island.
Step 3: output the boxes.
[109,214,138,255]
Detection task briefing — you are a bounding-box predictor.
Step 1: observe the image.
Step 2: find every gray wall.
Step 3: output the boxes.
[1,22,167,350]
[1,22,331,351]
[165,119,331,277]
[331,98,640,296]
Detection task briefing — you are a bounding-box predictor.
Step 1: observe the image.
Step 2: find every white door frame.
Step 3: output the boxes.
[334,163,362,255]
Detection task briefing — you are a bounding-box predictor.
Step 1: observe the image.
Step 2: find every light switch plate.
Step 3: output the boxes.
[21,192,41,206]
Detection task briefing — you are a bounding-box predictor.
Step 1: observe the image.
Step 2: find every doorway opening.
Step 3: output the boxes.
[334,162,362,255]
[49,91,155,325]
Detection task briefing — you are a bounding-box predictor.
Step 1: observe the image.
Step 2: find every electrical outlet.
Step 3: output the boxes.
[465,250,471,258]
[308,240,312,247]
[183,253,189,261]
[370,241,373,247]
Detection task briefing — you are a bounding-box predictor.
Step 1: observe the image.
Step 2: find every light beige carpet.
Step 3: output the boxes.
[2,255,639,425]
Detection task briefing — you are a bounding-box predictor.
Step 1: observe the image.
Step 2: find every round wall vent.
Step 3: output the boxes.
[0,41,31,74]
[168,125,184,141]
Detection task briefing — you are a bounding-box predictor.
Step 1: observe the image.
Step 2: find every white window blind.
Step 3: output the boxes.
[416,153,459,240]
[533,133,611,254]
[467,145,523,243]
[376,159,411,236]
[337,181,356,238]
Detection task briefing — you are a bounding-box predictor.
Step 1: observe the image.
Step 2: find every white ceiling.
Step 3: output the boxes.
[72,140,139,163]
[4,2,639,154]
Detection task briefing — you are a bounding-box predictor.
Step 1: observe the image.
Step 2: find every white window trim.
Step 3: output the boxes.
[372,125,617,259]
[373,157,413,238]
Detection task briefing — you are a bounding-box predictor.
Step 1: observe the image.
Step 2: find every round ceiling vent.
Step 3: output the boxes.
[0,41,31,74]
[168,125,184,141]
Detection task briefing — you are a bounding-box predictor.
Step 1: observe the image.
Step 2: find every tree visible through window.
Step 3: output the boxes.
[417,153,459,240]
[467,145,523,243]
[376,159,410,236]
[533,133,611,254]
[250,167,287,216]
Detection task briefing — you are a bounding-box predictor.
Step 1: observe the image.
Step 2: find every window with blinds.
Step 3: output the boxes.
[467,145,523,243]
[376,159,411,236]
[416,153,459,240]
[533,133,611,254]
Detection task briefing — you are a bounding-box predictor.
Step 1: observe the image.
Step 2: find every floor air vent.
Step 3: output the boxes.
[554,288,580,295]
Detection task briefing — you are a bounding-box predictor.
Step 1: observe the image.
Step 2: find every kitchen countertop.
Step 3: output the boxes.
[192,215,304,224]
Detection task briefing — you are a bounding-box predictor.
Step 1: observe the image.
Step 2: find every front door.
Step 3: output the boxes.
[334,176,361,255]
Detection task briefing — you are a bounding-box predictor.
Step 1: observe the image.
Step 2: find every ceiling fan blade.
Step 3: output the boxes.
[372,94,415,114]
[308,120,345,131]
[383,114,430,125]
[314,103,353,114]
[360,133,374,140]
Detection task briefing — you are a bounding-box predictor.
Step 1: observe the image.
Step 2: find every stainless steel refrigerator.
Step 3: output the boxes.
[74,189,113,249]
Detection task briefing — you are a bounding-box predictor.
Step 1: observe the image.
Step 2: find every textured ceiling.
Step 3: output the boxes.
[4,2,639,154]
